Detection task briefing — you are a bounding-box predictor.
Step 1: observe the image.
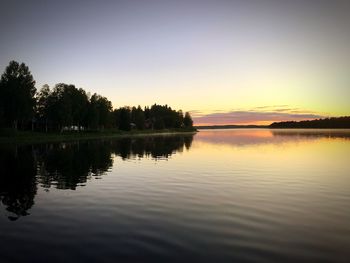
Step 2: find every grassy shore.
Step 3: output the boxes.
[0,128,197,145]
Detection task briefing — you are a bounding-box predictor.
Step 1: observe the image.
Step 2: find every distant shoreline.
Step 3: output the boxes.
[196,116,350,129]
[269,116,350,129]
[196,126,350,130]
[195,125,268,129]
[0,128,197,145]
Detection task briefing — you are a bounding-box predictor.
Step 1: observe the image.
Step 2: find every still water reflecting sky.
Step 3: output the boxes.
[0,129,349,262]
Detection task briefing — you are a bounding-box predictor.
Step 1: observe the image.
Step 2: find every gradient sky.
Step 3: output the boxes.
[1,0,349,125]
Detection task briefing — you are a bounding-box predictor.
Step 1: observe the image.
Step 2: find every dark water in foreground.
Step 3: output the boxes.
[1,129,350,262]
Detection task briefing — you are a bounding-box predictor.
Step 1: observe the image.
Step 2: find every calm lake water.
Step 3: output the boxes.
[1,129,350,262]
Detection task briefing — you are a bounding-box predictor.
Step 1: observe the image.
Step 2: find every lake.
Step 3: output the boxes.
[1,129,350,262]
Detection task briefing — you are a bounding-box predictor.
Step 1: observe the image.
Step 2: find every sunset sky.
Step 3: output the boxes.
[0,0,349,125]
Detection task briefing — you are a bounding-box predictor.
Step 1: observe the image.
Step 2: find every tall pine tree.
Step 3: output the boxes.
[0,61,36,130]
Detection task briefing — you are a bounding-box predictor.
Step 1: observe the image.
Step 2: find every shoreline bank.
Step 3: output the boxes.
[0,129,197,145]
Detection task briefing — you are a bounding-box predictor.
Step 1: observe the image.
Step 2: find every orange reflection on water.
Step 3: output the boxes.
[195,128,350,148]
[189,129,350,181]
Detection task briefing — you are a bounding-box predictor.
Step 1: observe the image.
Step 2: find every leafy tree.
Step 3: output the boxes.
[96,95,112,129]
[184,112,193,127]
[36,84,51,132]
[115,107,131,131]
[87,93,112,130]
[175,110,184,128]
[86,93,99,130]
[0,61,36,130]
[49,84,73,130]
[37,84,91,131]
[131,106,145,129]
[71,87,88,130]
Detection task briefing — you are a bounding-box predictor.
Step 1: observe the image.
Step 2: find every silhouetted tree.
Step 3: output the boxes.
[175,110,184,128]
[0,61,36,130]
[36,84,105,131]
[71,87,89,130]
[111,104,193,131]
[147,104,187,129]
[46,83,74,130]
[115,107,131,131]
[131,106,145,129]
[86,94,112,130]
[87,93,100,130]
[96,95,112,129]
[184,112,193,128]
[36,84,51,132]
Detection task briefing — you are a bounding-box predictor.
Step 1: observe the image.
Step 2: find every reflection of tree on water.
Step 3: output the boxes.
[112,136,193,160]
[36,136,193,188]
[36,141,113,190]
[271,130,350,140]
[0,145,37,221]
[0,135,193,220]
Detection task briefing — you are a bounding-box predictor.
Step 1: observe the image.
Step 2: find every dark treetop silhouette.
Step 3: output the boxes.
[0,61,36,130]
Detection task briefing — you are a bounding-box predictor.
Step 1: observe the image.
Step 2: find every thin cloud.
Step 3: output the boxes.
[189,110,202,114]
[274,108,297,112]
[253,105,289,110]
[254,106,272,109]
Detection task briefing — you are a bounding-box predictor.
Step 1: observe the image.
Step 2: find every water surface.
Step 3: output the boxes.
[1,129,350,262]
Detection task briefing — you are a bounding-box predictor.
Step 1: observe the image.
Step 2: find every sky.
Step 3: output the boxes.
[0,0,349,125]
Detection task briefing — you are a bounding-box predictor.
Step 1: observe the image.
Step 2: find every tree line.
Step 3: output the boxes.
[0,61,193,132]
[269,116,350,129]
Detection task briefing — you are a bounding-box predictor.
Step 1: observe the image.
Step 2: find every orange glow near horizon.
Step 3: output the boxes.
[194,120,276,126]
